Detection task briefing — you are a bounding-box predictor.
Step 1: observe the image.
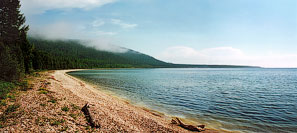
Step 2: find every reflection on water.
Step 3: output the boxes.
[69,68,297,133]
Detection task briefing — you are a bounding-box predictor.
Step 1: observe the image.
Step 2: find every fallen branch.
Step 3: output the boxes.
[81,103,100,128]
[174,117,205,132]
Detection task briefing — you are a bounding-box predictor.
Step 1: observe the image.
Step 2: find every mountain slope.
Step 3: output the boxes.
[29,37,259,69]
[29,38,170,69]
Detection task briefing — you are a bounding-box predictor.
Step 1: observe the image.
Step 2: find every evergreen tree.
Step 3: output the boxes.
[0,42,19,81]
[0,0,31,81]
[20,29,33,73]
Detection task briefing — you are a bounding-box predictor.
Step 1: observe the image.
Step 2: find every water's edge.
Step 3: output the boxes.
[67,68,297,133]
[66,70,227,132]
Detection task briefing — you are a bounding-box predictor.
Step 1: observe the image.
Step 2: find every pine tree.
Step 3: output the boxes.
[0,42,19,81]
[0,0,31,81]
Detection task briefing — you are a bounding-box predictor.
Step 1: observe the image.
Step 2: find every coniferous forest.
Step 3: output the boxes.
[29,37,172,70]
[0,0,33,82]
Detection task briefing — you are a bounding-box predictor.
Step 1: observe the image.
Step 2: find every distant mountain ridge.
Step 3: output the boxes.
[29,37,259,69]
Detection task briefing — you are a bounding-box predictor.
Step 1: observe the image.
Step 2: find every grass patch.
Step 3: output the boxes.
[38,87,47,91]
[85,126,91,130]
[0,100,6,106]
[6,94,15,99]
[50,119,65,126]
[0,81,15,100]
[39,90,48,94]
[71,103,80,110]
[39,88,50,94]
[31,72,40,77]
[61,106,69,112]
[69,113,77,119]
[18,80,30,91]
[5,104,20,114]
[40,103,47,107]
[60,126,68,131]
[48,99,57,103]
[35,116,50,126]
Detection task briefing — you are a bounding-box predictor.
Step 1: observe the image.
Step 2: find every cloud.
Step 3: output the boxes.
[29,21,79,40]
[92,20,105,27]
[29,21,117,39]
[81,39,128,53]
[94,31,117,36]
[111,19,138,29]
[157,46,297,68]
[21,0,117,15]
[29,21,125,53]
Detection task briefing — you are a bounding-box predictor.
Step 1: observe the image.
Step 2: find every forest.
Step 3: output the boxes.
[30,37,257,70]
[29,37,171,70]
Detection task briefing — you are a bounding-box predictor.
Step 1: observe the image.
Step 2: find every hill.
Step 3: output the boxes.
[29,37,258,69]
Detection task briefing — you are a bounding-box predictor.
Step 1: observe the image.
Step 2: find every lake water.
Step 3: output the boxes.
[68,68,297,133]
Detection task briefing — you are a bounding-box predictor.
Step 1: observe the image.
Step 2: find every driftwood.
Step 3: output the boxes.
[174,117,205,132]
[81,103,100,128]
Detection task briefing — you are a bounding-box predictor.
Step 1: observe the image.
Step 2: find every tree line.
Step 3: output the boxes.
[29,37,171,70]
[0,0,33,81]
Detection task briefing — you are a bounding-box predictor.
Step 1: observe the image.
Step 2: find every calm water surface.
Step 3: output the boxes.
[69,68,297,133]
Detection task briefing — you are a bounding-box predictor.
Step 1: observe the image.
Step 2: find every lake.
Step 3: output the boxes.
[69,68,297,133]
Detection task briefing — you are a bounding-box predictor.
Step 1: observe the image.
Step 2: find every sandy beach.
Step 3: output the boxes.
[54,70,220,132]
[1,70,219,132]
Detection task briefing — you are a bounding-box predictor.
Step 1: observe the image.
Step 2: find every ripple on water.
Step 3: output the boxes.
[69,68,297,133]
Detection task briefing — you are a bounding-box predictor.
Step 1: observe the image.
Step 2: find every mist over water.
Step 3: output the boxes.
[69,68,297,133]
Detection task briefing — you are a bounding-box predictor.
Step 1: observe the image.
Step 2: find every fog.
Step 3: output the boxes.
[29,22,128,53]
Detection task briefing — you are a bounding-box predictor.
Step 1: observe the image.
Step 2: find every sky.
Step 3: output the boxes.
[21,0,297,68]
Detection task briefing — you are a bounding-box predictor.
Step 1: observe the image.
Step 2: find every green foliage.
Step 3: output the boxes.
[6,94,16,101]
[71,103,80,110]
[17,80,30,91]
[69,113,77,119]
[39,90,48,94]
[38,87,48,94]
[0,100,7,106]
[40,103,47,107]
[0,0,33,81]
[50,119,65,126]
[0,81,15,100]
[29,38,171,70]
[0,43,20,81]
[21,36,34,73]
[5,104,20,114]
[61,106,69,112]
[48,99,57,103]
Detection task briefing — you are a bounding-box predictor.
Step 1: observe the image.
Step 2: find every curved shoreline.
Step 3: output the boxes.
[57,69,221,132]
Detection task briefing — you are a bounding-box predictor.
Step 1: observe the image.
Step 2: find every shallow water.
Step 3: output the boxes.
[69,68,297,133]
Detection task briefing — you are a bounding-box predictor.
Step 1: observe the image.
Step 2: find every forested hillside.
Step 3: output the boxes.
[30,38,258,69]
[29,38,172,69]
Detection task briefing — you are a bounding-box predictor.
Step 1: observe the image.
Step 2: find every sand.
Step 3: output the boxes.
[53,70,219,132]
[0,70,219,132]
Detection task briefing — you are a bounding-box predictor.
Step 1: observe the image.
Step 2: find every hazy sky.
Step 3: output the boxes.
[21,0,297,68]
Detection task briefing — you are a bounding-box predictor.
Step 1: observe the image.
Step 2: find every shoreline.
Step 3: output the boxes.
[0,69,221,132]
[59,69,220,132]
